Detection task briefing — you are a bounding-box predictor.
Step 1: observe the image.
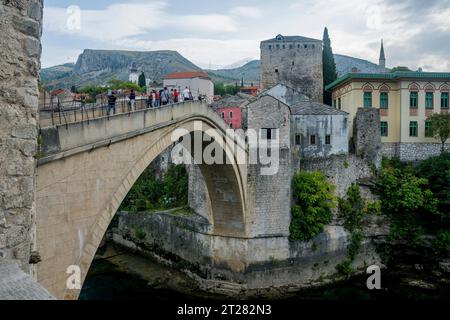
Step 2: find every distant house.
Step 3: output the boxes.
[240,86,260,97]
[210,94,251,129]
[50,88,74,105]
[163,71,214,102]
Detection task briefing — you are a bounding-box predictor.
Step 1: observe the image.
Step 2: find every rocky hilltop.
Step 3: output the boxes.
[42,49,202,89]
[334,54,382,77]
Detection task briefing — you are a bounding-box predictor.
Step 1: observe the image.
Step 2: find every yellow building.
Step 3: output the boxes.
[326,71,450,161]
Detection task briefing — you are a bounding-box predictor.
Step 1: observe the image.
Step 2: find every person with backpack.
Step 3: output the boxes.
[161,87,170,106]
[107,90,117,115]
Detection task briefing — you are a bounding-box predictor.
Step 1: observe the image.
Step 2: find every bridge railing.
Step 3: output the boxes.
[38,95,152,128]
[39,92,214,129]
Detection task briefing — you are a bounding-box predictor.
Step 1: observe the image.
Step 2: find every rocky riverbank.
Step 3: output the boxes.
[80,240,450,300]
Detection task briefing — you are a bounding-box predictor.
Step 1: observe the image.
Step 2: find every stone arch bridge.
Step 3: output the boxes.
[36,101,251,299]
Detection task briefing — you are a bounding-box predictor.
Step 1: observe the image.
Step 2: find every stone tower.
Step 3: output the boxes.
[129,62,139,84]
[379,39,386,73]
[260,34,324,103]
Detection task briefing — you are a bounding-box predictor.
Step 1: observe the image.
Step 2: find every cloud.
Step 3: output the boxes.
[41,0,450,72]
[43,1,238,42]
[44,2,167,41]
[230,6,263,19]
[114,37,260,69]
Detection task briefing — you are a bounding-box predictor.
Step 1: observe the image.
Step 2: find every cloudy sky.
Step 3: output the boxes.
[42,0,450,71]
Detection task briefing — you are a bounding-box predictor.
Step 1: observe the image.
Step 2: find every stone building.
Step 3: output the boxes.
[260,34,324,103]
[210,93,252,129]
[257,84,349,159]
[326,71,450,161]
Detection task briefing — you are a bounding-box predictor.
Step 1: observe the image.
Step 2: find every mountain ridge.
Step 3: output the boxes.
[41,50,383,89]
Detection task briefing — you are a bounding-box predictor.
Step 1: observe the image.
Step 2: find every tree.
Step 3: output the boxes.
[416,152,450,217]
[290,171,336,241]
[390,66,411,73]
[427,113,450,152]
[214,82,225,96]
[322,27,337,106]
[138,72,146,88]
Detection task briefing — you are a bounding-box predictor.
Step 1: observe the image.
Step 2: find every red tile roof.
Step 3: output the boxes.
[50,89,67,96]
[240,86,260,90]
[164,71,211,80]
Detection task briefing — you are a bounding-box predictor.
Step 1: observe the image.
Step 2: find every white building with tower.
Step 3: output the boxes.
[129,62,139,84]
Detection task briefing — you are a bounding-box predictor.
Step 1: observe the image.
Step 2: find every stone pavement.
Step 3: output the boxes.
[0,259,54,300]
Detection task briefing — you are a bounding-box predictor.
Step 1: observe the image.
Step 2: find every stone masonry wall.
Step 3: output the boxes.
[383,142,450,162]
[260,40,323,103]
[246,95,292,237]
[301,154,374,198]
[0,0,43,273]
[353,108,382,166]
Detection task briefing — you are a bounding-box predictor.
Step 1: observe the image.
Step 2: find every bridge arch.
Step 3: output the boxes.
[35,102,248,299]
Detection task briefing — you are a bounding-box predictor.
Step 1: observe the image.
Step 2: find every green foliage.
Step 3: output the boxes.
[335,260,352,276]
[378,167,437,216]
[415,152,450,221]
[377,159,441,248]
[433,230,450,256]
[322,27,337,106]
[348,230,364,261]
[343,160,349,169]
[214,82,240,96]
[289,171,336,241]
[426,113,450,152]
[107,78,145,92]
[390,66,412,72]
[161,164,189,209]
[336,184,366,275]
[134,228,146,240]
[338,184,365,232]
[120,164,188,212]
[138,72,146,88]
[365,201,381,215]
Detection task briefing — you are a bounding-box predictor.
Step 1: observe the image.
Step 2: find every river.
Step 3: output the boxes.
[79,243,450,301]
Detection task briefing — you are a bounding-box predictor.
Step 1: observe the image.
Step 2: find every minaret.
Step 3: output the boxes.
[379,39,386,72]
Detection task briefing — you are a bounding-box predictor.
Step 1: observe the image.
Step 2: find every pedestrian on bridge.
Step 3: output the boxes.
[173,88,179,103]
[107,90,117,116]
[161,87,170,106]
[155,90,160,107]
[146,92,153,109]
[129,89,136,112]
[183,87,192,101]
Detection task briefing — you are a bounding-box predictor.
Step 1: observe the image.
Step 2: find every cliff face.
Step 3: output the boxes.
[42,49,202,89]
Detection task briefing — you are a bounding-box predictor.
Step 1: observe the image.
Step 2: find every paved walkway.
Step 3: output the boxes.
[0,259,54,300]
